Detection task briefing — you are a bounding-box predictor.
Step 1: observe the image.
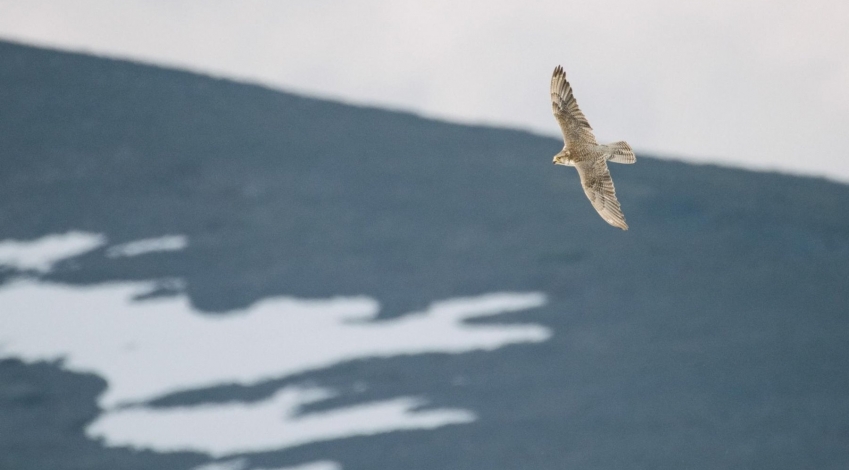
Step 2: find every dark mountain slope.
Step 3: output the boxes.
[1,40,848,469]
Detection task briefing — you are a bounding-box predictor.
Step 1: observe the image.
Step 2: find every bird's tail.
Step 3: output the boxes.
[601,141,636,164]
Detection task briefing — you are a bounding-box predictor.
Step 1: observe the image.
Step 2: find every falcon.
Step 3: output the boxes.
[550,65,634,230]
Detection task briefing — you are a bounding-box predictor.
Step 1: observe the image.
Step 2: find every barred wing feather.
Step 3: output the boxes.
[575,160,628,230]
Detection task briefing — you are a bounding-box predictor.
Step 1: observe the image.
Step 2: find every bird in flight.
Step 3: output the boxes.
[550,65,634,230]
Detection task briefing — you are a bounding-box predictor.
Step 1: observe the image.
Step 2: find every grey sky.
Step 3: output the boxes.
[1,0,847,181]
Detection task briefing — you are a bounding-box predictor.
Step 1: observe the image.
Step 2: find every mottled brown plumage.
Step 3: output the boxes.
[550,65,634,230]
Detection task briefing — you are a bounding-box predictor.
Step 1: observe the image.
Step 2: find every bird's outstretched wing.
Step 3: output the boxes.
[575,160,628,230]
[551,65,596,145]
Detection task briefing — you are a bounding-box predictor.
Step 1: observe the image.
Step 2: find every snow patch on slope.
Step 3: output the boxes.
[0,231,105,272]
[0,232,551,457]
[106,235,188,258]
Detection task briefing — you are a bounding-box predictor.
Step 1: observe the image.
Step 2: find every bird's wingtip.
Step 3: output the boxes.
[607,218,629,230]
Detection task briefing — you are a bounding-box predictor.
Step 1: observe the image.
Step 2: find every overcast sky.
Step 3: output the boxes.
[1,0,847,182]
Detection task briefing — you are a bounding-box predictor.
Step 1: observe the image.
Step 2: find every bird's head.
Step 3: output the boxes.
[553,150,571,165]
